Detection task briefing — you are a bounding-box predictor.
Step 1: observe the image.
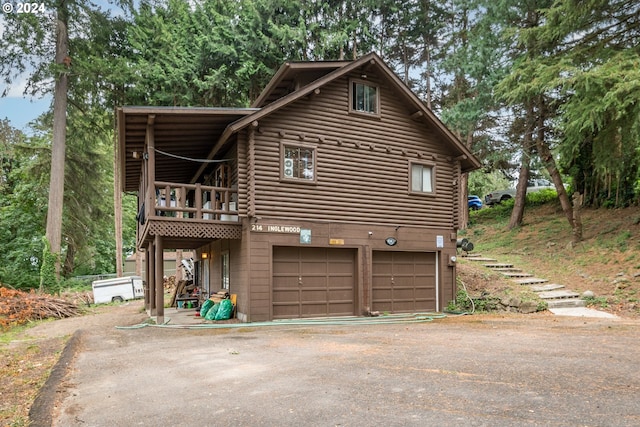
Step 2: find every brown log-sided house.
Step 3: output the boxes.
[117,52,481,323]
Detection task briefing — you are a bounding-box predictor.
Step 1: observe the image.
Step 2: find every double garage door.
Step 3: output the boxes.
[272,247,438,318]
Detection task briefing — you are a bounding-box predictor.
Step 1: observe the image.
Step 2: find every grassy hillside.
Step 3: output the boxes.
[458,200,640,318]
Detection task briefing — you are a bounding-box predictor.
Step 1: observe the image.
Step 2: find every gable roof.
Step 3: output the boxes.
[208,52,481,174]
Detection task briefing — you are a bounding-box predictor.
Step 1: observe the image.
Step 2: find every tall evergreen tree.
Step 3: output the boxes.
[522,0,640,208]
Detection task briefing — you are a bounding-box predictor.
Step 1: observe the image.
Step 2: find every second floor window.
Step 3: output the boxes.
[410,162,435,193]
[283,144,316,182]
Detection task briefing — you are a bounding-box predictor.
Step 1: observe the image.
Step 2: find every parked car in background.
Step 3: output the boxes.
[468,195,483,210]
[484,179,555,206]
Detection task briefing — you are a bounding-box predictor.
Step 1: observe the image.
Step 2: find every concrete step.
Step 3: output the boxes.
[501,271,534,278]
[549,307,616,318]
[537,290,580,300]
[512,277,549,285]
[460,253,482,258]
[492,267,522,272]
[483,263,514,269]
[546,298,586,309]
[467,257,498,262]
[529,284,565,292]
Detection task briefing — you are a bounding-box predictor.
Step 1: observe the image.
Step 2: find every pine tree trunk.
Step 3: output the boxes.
[63,243,75,277]
[509,159,530,229]
[45,3,69,281]
[537,139,576,230]
[458,132,473,230]
[509,102,534,229]
[424,41,432,110]
[459,172,469,229]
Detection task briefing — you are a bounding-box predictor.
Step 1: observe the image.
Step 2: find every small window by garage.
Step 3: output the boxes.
[281,142,316,183]
[410,161,436,194]
[221,251,230,290]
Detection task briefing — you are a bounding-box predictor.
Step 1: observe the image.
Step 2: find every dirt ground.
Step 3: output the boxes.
[0,302,148,426]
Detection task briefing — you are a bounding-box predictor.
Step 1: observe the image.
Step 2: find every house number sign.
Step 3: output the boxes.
[251,224,301,233]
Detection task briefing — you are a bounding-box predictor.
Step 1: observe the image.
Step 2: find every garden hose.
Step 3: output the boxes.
[116,312,448,330]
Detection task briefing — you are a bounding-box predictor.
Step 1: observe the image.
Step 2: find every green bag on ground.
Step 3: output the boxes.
[214,299,233,320]
[200,299,214,317]
[205,302,220,320]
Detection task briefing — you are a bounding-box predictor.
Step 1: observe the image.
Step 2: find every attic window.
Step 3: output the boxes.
[350,79,379,116]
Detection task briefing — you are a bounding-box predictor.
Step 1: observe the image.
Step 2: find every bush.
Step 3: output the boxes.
[526,189,559,206]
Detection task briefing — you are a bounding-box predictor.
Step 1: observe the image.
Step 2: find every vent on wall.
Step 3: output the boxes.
[284,158,294,177]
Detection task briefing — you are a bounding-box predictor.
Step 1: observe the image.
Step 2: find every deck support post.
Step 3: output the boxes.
[155,234,164,324]
[143,247,150,311]
[148,242,155,315]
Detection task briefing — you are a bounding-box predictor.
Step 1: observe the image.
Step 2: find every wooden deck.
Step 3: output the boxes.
[137,181,241,248]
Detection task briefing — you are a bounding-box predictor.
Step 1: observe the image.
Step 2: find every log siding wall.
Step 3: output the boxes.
[245,71,459,228]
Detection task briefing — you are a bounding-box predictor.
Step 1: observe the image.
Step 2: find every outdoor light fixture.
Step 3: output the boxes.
[201,253,208,259]
[448,255,457,267]
[385,237,397,246]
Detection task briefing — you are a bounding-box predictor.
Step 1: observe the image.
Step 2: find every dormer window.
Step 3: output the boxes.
[350,79,379,117]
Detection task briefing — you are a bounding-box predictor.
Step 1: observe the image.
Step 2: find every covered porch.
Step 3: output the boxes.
[118,107,255,323]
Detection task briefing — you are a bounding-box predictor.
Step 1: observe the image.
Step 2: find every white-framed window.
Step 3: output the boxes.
[282,143,316,182]
[410,162,435,194]
[350,79,379,116]
[221,251,229,290]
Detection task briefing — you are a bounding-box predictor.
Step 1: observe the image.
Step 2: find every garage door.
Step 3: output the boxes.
[272,247,356,319]
[372,251,436,313]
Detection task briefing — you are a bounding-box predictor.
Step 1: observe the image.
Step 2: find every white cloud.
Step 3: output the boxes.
[4,76,30,98]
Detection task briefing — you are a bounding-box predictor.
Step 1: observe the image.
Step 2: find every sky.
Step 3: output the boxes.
[0,0,119,134]
[0,95,51,132]
[0,13,52,133]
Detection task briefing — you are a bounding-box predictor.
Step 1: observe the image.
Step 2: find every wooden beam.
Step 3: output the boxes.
[411,111,423,120]
[145,118,155,226]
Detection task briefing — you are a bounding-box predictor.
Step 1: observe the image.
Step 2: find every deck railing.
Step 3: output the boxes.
[141,181,238,223]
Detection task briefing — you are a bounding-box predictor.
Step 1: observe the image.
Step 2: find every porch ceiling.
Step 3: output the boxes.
[118,107,258,192]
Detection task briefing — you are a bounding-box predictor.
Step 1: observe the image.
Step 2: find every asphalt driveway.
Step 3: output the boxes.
[40,309,640,427]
